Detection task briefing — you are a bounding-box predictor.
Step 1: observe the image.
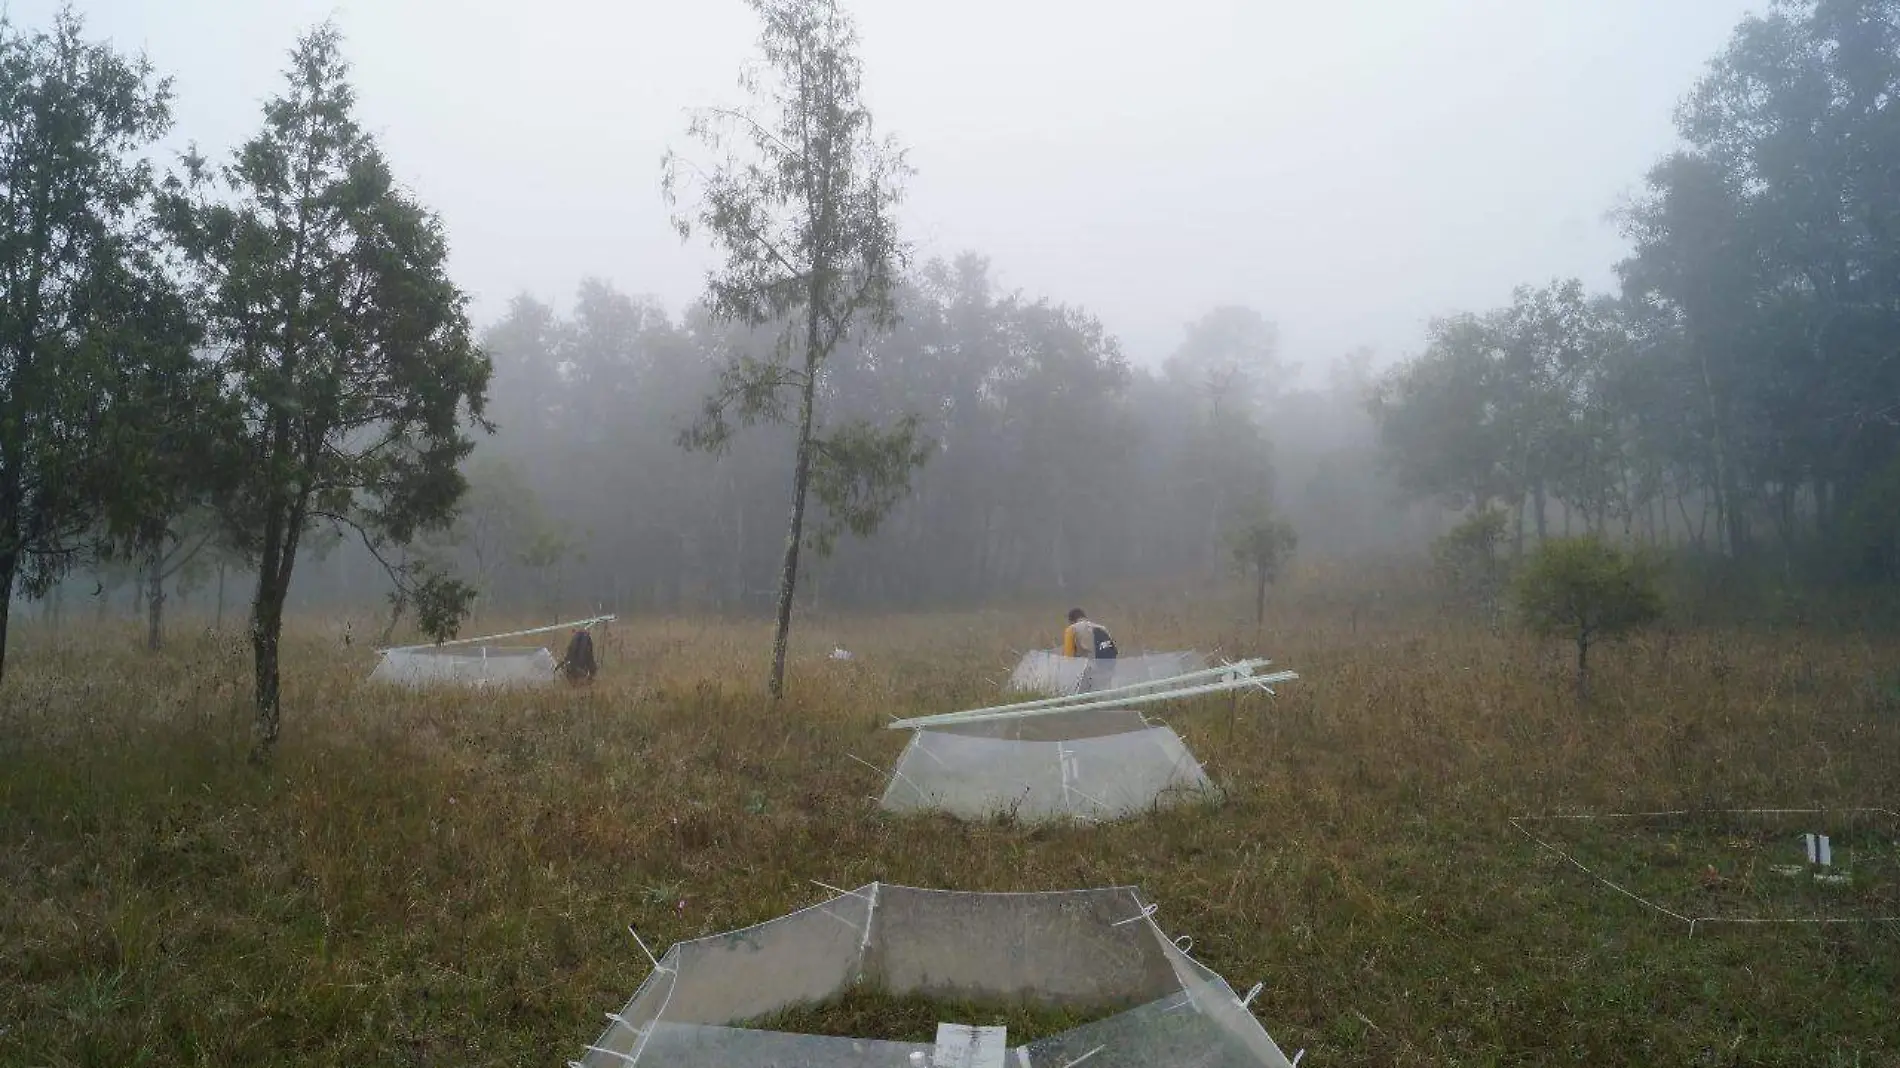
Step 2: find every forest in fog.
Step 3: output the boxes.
[11,0,1900,647]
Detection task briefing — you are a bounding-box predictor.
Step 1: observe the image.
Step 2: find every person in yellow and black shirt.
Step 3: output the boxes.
[1060,608,1118,693]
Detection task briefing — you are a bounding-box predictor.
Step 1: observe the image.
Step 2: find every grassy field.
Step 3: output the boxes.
[3,572,1899,1067]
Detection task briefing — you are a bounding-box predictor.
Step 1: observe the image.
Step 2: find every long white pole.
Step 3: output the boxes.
[382,613,617,653]
[933,659,1277,723]
[888,670,1299,730]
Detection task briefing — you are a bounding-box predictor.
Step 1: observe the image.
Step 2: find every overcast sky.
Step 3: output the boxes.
[13,0,1761,373]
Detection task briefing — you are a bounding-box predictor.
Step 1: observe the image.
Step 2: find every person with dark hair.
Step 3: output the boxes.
[1059,607,1118,693]
[558,626,598,686]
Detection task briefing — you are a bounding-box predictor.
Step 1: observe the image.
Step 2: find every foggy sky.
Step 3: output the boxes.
[13,0,1761,375]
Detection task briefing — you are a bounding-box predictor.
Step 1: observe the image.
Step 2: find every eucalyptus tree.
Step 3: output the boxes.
[664,0,925,697]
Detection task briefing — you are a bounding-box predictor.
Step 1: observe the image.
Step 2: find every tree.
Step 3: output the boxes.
[87,260,234,652]
[1620,0,1900,566]
[0,8,174,681]
[1227,504,1297,627]
[164,25,490,755]
[664,0,924,698]
[1431,508,1510,618]
[1513,536,1662,698]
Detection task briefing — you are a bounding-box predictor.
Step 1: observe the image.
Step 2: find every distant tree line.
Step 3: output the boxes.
[437,264,1404,618]
[1373,0,1900,603]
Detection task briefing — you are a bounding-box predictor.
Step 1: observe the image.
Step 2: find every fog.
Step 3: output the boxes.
[35,0,1890,636]
[13,0,1758,369]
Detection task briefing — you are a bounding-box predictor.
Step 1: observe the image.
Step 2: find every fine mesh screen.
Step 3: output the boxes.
[881,711,1214,824]
[632,1024,930,1067]
[368,645,557,688]
[1007,650,1207,696]
[576,883,1293,1068]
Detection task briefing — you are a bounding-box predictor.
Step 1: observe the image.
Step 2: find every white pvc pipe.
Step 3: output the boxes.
[937,659,1276,722]
[888,670,1299,730]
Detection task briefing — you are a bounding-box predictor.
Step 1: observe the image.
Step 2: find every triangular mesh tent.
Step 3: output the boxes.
[881,709,1214,823]
[576,883,1297,1068]
[1007,649,1206,696]
[881,660,1298,825]
[367,615,613,689]
[369,644,559,688]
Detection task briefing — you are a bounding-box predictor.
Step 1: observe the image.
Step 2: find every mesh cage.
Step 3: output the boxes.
[1007,650,1209,696]
[367,645,557,688]
[576,884,1294,1068]
[880,711,1214,824]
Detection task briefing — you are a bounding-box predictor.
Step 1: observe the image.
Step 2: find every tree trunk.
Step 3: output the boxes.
[146,546,165,652]
[1576,630,1591,701]
[250,497,304,760]
[215,562,227,630]
[0,548,16,683]
[1533,483,1548,543]
[768,349,821,701]
[1254,566,1267,628]
[251,585,285,759]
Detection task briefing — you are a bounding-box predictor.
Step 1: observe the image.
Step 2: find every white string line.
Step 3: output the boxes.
[1509,814,1900,934]
[383,613,616,653]
[1507,818,1694,926]
[1513,807,1900,821]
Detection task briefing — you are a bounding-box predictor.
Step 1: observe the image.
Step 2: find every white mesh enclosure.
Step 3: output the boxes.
[367,645,557,688]
[577,884,1294,1068]
[880,710,1215,824]
[1007,650,1208,697]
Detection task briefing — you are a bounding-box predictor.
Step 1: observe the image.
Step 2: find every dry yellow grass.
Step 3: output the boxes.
[2,569,1898,1066]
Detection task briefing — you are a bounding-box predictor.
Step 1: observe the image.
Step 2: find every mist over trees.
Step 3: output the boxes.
[9,0,1900,722]
[1374,0,1900,612]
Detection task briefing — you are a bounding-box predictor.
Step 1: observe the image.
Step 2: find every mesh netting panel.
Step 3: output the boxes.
[1069,728,1212,817]
[661,891,872,1024]
[925,708,1152,742]
[882,731,1070,821]
[1007,651,1208,696]
[576,885,1295,1068]
[863,886,1179,1007]
[368,645,557,688]
[1020,993,1293,1067]
[881,725,1211,823]
[581,945,680,1066]
[631,1023,931,1067]
[1159,937,1299,1067]
[581,892,873,1067]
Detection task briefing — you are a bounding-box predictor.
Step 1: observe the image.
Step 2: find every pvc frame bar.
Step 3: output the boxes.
[889,671,1300,730]
[943,660,1276,722]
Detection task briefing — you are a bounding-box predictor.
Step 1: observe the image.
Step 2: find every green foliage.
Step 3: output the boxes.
[410,569,477,644]
[665,0,920,696]
[807,415,933,555]
[162,24,489,748]
[0,7,177,676]
[1514,536,1663,694]
[1227,504,1296,624]
[1619,0,1900,563]
[1432,508,1511,614]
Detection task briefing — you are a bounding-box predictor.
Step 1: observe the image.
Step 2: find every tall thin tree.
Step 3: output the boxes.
[665,0,925,698]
